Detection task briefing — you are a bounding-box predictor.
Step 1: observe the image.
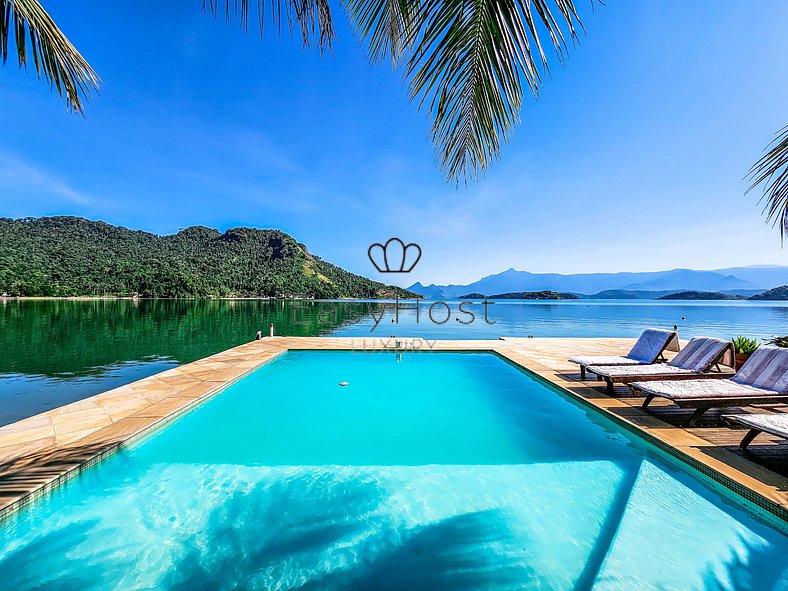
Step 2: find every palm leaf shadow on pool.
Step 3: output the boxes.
[0,519,124,590]
[163,473,535,591]
[7,463,781,590]
[303,511,536,591]
[702,533,788,591]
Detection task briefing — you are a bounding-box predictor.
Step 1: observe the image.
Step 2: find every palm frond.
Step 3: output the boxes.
[202,0,335,53]
[346,0,584,183]
[345,0,416,66]
[0,0,99,113]
[747,124,788,241]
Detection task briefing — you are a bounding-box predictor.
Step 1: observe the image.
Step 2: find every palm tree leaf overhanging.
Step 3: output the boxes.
[355,0,583,181]
[1,0,787,237]
[202,0,335,53]
[0,0,98,113]
[210,0,583,182]
[748,125,788,241]
[1,0,584,183]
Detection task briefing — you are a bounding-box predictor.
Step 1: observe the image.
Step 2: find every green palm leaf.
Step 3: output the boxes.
[202,0,335,53]
[347,0,584,183]
[748,125,788,240]
[345,0,416,65]
[0,0,99,113]
[3,0,584,183]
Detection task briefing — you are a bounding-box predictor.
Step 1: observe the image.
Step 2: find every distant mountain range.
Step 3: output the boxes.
[409,266,788,299]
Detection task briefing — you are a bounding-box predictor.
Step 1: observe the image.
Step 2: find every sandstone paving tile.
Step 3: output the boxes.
[51,411,113,437]
[96,394,149,415]
[169,381,227,400]
[0,427,56,449]
[56,427,109,446]
[0,436,56,464]
[130,397,196,419]
[76,417,160,447]
[0,414,53,434]
[51,398,101,415]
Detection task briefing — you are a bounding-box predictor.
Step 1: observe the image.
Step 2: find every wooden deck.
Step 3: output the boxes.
[0,337,786,523]
[501,338,788,477]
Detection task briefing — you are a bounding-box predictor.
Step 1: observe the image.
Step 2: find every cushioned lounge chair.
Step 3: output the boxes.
[587,336,735,395]
[629,346,788,426]
[725,413,788,450]
[569,328,680,379]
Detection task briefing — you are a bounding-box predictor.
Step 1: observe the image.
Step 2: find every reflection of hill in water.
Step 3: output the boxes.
[0,299,374,378]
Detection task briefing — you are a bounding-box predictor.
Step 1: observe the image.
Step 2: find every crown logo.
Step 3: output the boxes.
[368,238,422,273]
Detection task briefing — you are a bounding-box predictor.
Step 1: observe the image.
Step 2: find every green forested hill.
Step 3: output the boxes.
[0,217,414,298]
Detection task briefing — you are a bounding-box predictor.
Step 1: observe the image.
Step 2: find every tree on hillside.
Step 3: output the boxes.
[2,0,786,236]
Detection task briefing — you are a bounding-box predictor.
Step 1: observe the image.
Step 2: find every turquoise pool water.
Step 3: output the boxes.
[0,351,786,589]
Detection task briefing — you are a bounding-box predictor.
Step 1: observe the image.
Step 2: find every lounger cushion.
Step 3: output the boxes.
[627,328,679,362]
[568,355,645,366]
[730,346,788,394]
[587,364,697,379]
[629,379,779,400]
[667,337,733,372]
[569,328,679,367]
[726,413,788,438]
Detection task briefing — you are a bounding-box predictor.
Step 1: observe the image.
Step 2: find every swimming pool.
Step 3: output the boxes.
[0,351,786,589]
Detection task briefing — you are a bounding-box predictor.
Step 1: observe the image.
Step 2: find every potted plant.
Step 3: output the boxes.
[731,335,759,369]
[766,336,788,348]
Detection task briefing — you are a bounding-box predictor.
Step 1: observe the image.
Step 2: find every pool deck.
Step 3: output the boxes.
[0,337,786,523]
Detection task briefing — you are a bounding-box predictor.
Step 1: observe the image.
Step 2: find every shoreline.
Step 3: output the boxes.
[0,296,356,302]
[2,296,787,303]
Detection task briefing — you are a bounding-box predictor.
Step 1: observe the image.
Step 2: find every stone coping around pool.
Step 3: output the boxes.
[0,337,786,526]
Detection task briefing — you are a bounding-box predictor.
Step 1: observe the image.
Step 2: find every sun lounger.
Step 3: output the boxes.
[629,346,788,426]
[724,413,788,450]
[569,328,680,379]
[586,336,735,395]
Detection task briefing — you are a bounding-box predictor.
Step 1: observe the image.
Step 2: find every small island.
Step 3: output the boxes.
[459,291,579,300]
[587,289,674,299]
[749,285,788,300]
[658,291,745,301]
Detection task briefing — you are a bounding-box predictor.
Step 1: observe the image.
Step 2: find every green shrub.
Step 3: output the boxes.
[732,335,759,354]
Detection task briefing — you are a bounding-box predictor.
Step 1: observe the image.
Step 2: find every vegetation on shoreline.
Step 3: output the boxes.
[0,217,415,299]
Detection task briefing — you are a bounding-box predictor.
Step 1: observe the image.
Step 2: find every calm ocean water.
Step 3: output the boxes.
[0,298,786,425]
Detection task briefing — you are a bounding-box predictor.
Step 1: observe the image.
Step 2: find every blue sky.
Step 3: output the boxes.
[1,1,787,286]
